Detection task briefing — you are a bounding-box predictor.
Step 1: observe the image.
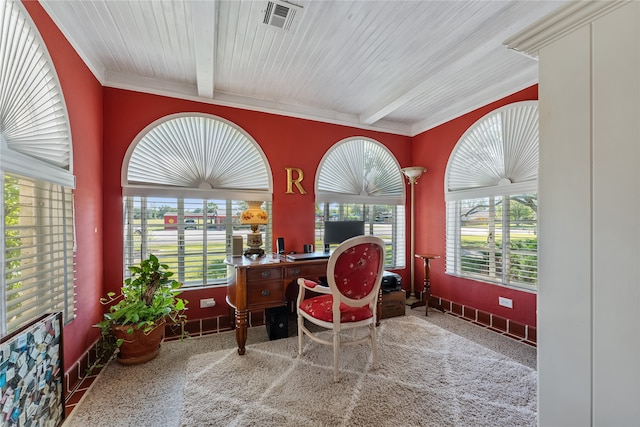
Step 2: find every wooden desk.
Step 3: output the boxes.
[415,253,440,316]
[225,254,383,355]
[225,254,329,355]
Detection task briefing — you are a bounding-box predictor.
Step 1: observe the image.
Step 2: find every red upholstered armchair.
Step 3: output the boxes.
[296,235,385,382]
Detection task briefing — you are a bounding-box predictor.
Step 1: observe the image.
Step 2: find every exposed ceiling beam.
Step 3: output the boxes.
[359,39,506,125]
[358,6,545,126]
[191,0,217,98]
[410,66,539,136]
[105,70,199,97]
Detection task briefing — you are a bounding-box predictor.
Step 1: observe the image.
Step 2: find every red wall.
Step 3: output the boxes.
[22,1,105,367]
[25,0,539,374]
[411,86,538,327]
[102,88,413,319]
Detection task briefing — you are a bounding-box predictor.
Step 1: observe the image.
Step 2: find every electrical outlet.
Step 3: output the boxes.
[200,298,216,308]
[498,297,513,309]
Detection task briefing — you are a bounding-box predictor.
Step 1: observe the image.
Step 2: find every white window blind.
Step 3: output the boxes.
[445,101,538,290]
[0,0,76,336]
[3,174,75,334]
[446,195,537,289]
[316,137,404,205]
[122,114,274,287]
[315,137,405,269]
[123,197,271,288]
[123,114,271,202]
[315,202,405,269]
[0,0,72,171]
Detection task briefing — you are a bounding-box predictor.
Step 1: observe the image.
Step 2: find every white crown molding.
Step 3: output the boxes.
[203,91,413,136]
[103,73,413,136]
[505,0,629,58]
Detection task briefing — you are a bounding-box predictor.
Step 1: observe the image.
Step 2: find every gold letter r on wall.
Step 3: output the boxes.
[285,167,307,194]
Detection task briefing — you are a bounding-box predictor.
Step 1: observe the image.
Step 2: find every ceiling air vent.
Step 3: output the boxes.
[262,0,303,32]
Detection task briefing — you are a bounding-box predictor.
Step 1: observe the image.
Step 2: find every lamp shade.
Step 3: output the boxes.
[240,201,268,225]
[401,166,426,184]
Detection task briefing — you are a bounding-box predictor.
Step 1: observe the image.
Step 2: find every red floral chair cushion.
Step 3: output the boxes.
[299,294,373,323]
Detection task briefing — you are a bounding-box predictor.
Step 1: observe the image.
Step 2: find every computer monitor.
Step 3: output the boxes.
[324,220,365,245]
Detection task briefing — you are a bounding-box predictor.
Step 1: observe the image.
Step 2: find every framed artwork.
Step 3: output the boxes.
[0,312,64,426]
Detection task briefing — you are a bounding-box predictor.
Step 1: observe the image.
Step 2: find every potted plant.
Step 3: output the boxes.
[95,254,188,366]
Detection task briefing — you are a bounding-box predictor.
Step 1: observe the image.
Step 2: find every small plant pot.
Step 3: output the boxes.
[112,320,165,365]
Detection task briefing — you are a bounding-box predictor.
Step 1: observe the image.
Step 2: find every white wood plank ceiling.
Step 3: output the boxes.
[38,0,568,136]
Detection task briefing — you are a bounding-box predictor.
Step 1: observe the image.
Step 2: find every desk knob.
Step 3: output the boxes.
[261,289,270,297]
[261,271,270,278]
[292,268,300,276]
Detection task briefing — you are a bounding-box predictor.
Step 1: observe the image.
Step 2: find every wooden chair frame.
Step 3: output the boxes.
[296,235,385,382]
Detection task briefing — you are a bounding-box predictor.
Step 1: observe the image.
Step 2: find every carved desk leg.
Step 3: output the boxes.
[235,309,248,355]
[234,267,248,355]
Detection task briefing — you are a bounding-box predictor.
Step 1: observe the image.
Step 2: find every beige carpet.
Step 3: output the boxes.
[180,315,537,426]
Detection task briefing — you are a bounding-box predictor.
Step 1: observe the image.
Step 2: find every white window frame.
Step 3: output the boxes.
[0,0,76,335]
[122,114,273,286]
[444,101,538,291]
[315,137,406,269]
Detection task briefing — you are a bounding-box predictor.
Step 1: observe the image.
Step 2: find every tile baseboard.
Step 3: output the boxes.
[431,296,537,347]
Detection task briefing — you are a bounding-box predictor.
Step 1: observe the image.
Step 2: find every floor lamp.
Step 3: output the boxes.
[401,166,426,308]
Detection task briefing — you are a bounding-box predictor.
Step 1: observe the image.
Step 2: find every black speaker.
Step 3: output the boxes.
[265,306,289,340]
[277,237,285,254]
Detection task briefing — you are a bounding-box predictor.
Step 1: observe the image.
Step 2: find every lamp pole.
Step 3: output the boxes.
[401,167,426,308]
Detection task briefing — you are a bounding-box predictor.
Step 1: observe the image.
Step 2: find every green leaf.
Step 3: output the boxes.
[95,253,189,342]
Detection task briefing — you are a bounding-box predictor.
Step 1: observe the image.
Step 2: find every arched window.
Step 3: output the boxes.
[0,0,75,334]
[445,101,538,290]
[122,113,272,288]
[316,137,405,268]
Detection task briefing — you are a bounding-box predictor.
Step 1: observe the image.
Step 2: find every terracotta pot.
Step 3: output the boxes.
[112,320,165,365]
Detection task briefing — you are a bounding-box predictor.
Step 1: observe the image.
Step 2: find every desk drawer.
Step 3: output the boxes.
[286,264,327,279]
[247,281,284,307]
[247,267,283,282]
